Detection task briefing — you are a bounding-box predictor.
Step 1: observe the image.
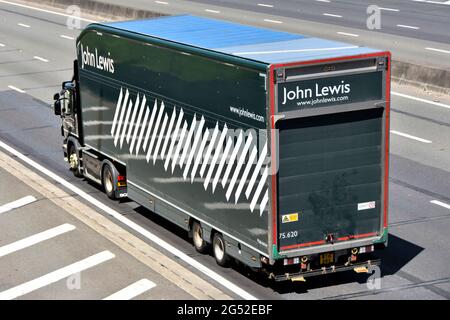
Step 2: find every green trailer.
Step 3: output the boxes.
[54,15,390,281]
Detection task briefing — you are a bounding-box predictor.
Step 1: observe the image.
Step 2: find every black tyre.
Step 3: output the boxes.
[102,163,117,200]
[68,144,83,177]
[212,233,230,267]
[192,221,208,253]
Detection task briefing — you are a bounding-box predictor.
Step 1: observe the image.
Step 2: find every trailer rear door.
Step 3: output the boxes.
[273,55,389,252]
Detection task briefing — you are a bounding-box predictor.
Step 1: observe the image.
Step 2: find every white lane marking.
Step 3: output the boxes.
[430,200,450,210]
[0,43,5,47]
[316,0,331,2]
[337,31,359,37]
[323,13,342,18]
[0,251,114,300]
[103,279,156,300]
[392,91,450,109]
[258,3,274,7]
[0,224,75,258]
[234,45,357,55]
[17,23,30,28]
[390,130,432,143]
[155,1,168,4]
[205,9,220,13]
[412,0,450,5]
[0,195,36,214]
[0,139,258,300]
[0,0,97,22]
[263,19,282,24]
[425,47,450,54]
[379,7,400,12]
[7,85,26,93]
[60,35,74,40]
[33,56,49,62]
[397,24,420,29]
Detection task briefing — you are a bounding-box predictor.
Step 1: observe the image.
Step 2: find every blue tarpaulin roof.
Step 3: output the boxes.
[104,15,382,64]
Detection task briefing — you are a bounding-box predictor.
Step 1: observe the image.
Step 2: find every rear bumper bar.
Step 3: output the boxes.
[269,258,381,282]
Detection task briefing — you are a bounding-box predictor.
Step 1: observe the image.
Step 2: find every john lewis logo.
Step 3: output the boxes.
[281,80,351,105]
[80,44,115,74]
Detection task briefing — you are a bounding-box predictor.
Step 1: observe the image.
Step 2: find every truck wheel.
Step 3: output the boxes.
[102,164,117,200]
[68,144,83,177]
[212,233,230,267]
[192,221,208,253]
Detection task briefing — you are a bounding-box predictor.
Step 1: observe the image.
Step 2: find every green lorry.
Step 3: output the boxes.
[54,15,390,281]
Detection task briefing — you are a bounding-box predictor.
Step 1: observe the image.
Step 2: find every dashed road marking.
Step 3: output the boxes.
[397,24,420,29]
[0,195,35,213]
[263,19,283,24]
[323,13,342,17]
[379,7,400,11]
[7,85,26,93]
[0,251,115,300]
[33,56,49,62]
[0,224,75,258]
[337,31,359,37]
[392,91,450,109]
[103,279,156,300]
[205,9,220,13]
[17,23,30,28]
[390,130,432,143]
[60,35,74,40]
[0,43,5,47]
[425,47,450,54]
[155,1,168,4]
[430,200,450,210]
[257,3,274,7]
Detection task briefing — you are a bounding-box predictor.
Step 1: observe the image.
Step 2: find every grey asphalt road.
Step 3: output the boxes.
[189,0,450,43]
[0,1,449,300]
[87,0,450,69]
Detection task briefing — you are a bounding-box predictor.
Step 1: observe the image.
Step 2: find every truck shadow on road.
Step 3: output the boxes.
[131,204,424,296]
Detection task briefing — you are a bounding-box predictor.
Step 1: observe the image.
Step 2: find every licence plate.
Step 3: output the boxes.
[319,252,334,265]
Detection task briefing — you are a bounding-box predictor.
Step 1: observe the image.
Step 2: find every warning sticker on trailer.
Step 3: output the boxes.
[282,213,299,223]
[358,201,376,211]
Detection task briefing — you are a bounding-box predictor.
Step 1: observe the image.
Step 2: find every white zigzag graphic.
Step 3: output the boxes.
[110,88,269,215]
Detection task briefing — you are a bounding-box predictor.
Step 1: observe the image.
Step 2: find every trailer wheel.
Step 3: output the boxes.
[212,233,230,267]
[68,144,83,177]
[192,221,208,253]
[102,163,117,200]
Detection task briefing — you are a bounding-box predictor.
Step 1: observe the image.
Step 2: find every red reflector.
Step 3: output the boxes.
[118,175,126,181]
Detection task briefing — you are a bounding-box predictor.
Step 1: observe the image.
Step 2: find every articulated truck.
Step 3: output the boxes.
[54,15,390,281]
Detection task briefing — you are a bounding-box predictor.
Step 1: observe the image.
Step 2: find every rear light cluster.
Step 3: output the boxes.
[117,175,127,187]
